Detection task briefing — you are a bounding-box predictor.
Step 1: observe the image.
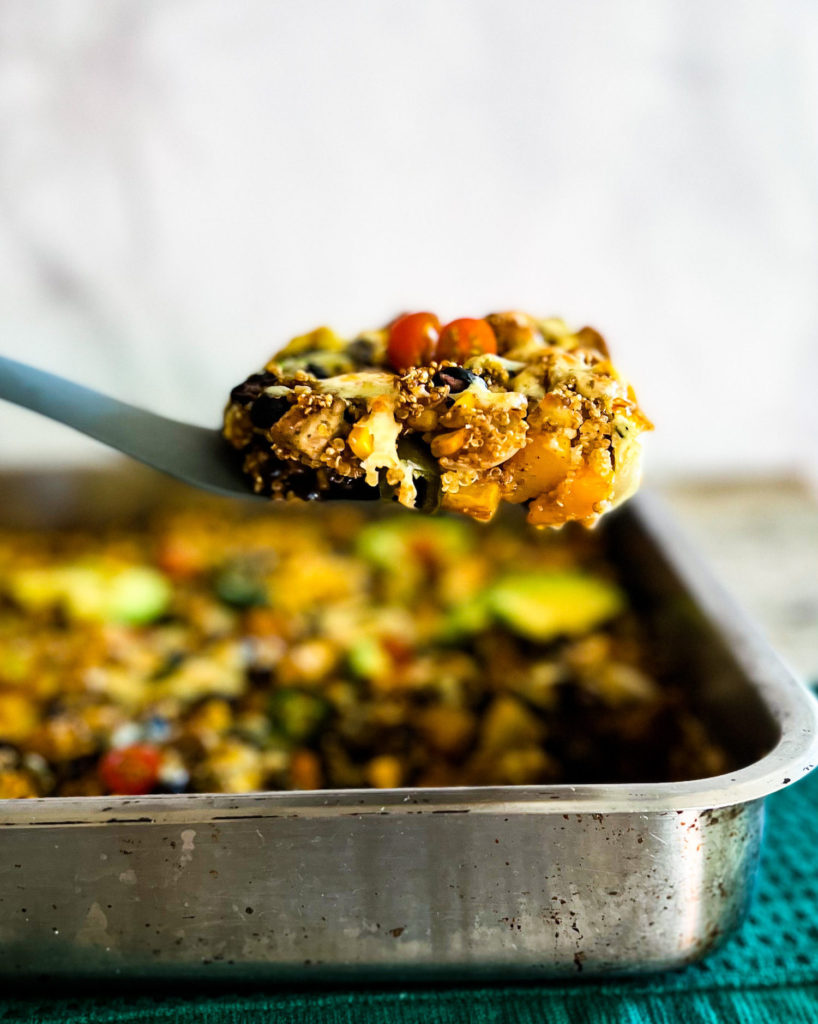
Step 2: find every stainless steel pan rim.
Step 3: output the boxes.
[0,759,815,827]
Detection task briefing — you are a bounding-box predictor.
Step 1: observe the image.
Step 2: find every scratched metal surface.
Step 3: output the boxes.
[0,470,815,980]
[0,803,762,980]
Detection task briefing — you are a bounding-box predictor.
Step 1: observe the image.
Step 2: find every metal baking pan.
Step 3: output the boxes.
[0,468,816,981]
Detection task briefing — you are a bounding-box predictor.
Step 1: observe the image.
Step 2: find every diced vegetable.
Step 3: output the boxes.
[438,595,492,640]
[347,637,392,682]
[8,564,171,625]
[486,571,625,641]
[276,349,355,378]
[437,318,497,362]
[484,311,541,354]
[289,748,323,790]
[396,436,441,513]
[527,459,614,528]
[417,705,476,756]
[387,312,440,371]
[440,480,502,522]
[214,563,268,608]
[479,695,544,752]
[195,738,265,793]
[503,431,572,505]
[273,326,345,358]
[269,689,331,743]
[440,571,623,643]
[101,567,172,625]
[492,747,552,785]
[98,744,162,795]
[355,516,471,570]
[314,370,397,401]
[0,693,38,744]
[153,643,245,701]
[365,754,403,789]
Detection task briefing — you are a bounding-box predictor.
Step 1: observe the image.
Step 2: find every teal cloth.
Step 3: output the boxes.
[2,763,818,1023]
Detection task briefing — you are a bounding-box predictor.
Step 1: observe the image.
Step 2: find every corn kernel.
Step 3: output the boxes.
[441,480,502,522]
[348,424,374,460]
[0,771,38,799]
[289,748,323,790]
[431,428,469,458]
[453,391,477,410]
[366,755,403,789]
[0,693,37,744]
[405,408,439,431]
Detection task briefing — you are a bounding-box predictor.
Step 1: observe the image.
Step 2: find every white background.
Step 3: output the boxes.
[1,0,817,480]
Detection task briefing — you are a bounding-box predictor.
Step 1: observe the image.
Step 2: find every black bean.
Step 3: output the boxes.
[305,362,330,380]
[412,475,441,513]
[325,475,381,502]
[155,772,190,795]
[432,367,479,394]
[255,452,310,492]
[255,452,379,503]
[249,393,291,429]
[346,338,377,365]
[230,371,280,405]
[214,564,268,608]
[282,466,323,501]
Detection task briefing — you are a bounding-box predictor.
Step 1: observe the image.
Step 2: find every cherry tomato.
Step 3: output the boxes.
[437,318,497,363]
[156,537,203,580]
[99,743,162,795]
[387,312,440,371]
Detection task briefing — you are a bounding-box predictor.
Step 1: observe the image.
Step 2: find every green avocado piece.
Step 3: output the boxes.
[9,564,172,625]
[397,436,441,513]
[347,637,391,681]
[438,595,492,641]
[276,326,345,356]
[486,571,625,641]
[105,567,173,625]
[277,349,356,378]
[268,689,331,743]
[355,515,472,570]
[214,563,268,608]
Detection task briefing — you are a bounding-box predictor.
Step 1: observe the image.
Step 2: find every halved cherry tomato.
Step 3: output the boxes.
[387,312,440,371]
[99,743,162,795]
[437,318,497,363]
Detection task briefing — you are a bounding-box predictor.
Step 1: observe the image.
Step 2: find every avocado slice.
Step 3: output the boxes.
[346,637,391,682]
[268,689,331,743]
[105,567,173,625]
[276,326,345,357]
[276,349,356,379]
[437,595,493,641]
[355,515,472,570]
[486,571,624,641]
[214,562,268,608]
[9,563,171,625]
